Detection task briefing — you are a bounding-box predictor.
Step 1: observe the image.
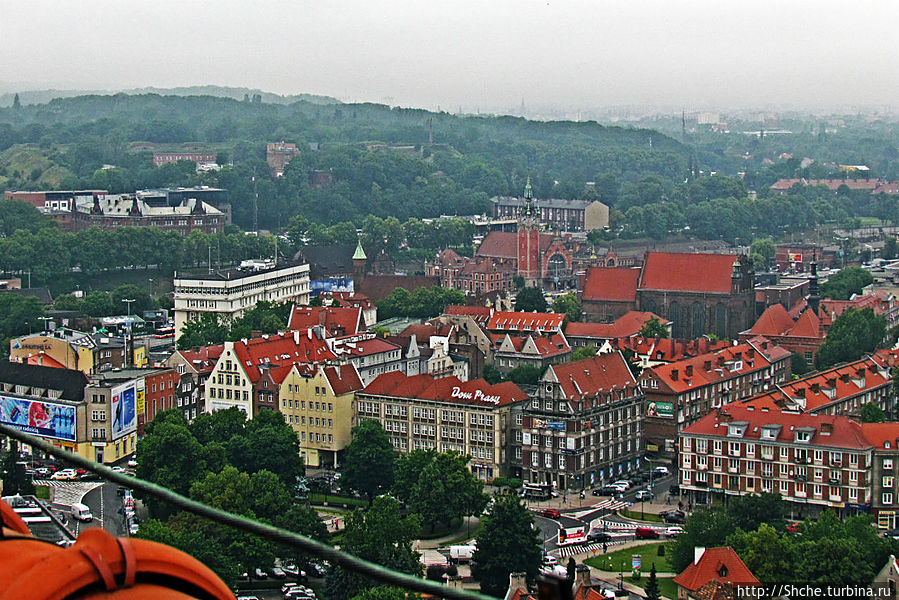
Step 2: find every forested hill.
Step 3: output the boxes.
[0,93,689,227]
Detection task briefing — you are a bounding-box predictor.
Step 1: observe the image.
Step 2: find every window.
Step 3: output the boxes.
[885,459,894,470]
[885,476,895,488]
[713,440,722,454]
[885,493,894,505]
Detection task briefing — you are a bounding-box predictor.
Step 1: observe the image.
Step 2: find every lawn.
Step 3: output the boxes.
[619,508,663,523]
[34,485,50,500]
[657,577,678,599]
[584,541,672,574]
[309,493,367,507]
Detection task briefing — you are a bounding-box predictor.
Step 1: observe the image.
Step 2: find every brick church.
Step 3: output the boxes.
[580,252,755,340]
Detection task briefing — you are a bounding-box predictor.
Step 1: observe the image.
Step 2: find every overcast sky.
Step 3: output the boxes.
[2,0,898,113]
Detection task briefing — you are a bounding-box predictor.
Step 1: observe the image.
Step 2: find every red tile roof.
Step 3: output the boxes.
[742,356,890,413]
[747,304,794,336]
[444,304,494,324]
[789,309,822,338]
[860,422,899,449]
[288,305,362,336]
[361,372,528,407]
[476,231,553,259]
[680,404,871,450]
[548,353,637,406]
[565,311,668,340]
[331,292,375,311]
[673,547,759,592]
[581,267,640,302]
[176,345,224,374]
[614,336,729,363]
[487,311,565,333]
[323,363,364,396]
[232,332,336,382]
[333,336,401,359]
[491,333,571,358]
[639,252,739,293]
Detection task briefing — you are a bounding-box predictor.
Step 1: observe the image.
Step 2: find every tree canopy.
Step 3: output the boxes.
[638,316,669,339]
[552,293,581,322]
[472,493,543,597]
[514,287,547,313]
[814,307,886,369]
[820,267,874,301]
[341,420,396,505]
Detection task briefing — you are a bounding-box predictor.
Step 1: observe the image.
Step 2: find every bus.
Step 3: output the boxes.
[521,482,554,501]
[154,325,175,339]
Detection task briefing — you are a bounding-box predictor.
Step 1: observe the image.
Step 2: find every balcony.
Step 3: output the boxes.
[794,475,807,483]
[697,464,708,471]
[728,466,740,473]
[829,477,841,486]
[795,456,808,464]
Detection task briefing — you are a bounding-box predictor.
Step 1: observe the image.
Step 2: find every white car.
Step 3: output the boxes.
[666,526,685,537]
[612,480,631,490]
[127,459,138,468]
[51,469,78,481]
[129,522,140,535]
[653,466,670,476]
[111,466,126,473]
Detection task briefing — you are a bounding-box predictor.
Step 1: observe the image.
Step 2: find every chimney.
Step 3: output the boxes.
[686,364,693,377]
[694,547,706,565]
[575,564,591,588]
[508,572,528,593]
[720,411,733,423]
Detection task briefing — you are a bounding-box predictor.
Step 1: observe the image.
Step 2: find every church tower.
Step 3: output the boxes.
[517,178,541,285]
[352,238,367,290]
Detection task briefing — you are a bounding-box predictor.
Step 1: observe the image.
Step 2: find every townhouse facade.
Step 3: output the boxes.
[679,405,873,519]
[355,372,528,481]
[519,353,644,491]
[640,337,791,454]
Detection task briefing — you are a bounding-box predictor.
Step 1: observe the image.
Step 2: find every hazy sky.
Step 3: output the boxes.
[2,0,898,113]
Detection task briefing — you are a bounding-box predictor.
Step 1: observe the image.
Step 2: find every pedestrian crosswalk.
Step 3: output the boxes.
[569,499,630,520]
[39,481,103,508]
[554,537,629,559]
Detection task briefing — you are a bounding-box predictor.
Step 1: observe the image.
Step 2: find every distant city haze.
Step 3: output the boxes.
[2,0,897,114]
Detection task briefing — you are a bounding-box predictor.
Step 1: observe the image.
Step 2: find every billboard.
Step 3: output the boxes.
[0,394,76,442]
[135,378,146,417]
[647,401,674,419]
[533,418,565,431]
[310,277,354,296]
[111,382,137,439]
[788,252,802,263]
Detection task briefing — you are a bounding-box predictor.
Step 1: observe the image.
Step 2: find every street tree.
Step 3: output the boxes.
[1,440,34,496]
[814,307,886,369]
[749,238,776,271]
[861,402,887,423]
[514,286,547,313]
[324,496,422,600]
[471,493,542,597]
[669,508,737,573]
[341,420,395,505]
[552,293,581,322]
[228,409,304,487]
[405,451,487,533]
[638,316,669,339]
[507,365,543,386]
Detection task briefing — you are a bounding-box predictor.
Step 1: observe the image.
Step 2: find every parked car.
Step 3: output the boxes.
[652,466,670,476]
[593,486,621,496]
[127,458,138,468]
[254,568,267,579]
[110,466,126,473]
[612,480,631,491]
[271,567,286,579]
[51,469,77,481]
[635,527,659,539]
[634,490,653,501]
[282,583,303,594]
[786,522,802,534]
[129,522,139,535]
[282,564,308,581]
[665,526,684,538]
[540,508,561,519]
[35,467,51,477]
[543,555,559,567]
[883,529,899,539]
[306,562,327,578]
[660,509,686,523]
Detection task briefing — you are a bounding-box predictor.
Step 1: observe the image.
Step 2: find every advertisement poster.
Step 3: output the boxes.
[136,378,146,417]
[533,418,565,431]
[111,382,137,439]
[0,394,76,441]
[647,401,674,419]
[310,277,354,296]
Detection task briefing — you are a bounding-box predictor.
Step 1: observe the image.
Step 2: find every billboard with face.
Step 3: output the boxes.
[111,382,137,439]
[0,394,76,441]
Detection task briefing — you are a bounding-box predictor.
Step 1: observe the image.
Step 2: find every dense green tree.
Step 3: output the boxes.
[815,307,886,369]
[79,290,116,318]
[726,524,796,585]
[727,493,784,532]
[377,286,465,320]
[884,237,899,260]
[228,409,304,487]
[750,238,776,271]
[514,286,547,313]
[507,365,543,386]
[0,293,45,359]
[820,266,874,300]
[471,493,542,597]
[669,508,737,573]
[110,284,155,315]
[644,564,660,600]
[483,364,504,384]
[341,420,395,505]
[324,496,422,600]
[552,293,581,322]
[861,402,887,423]
[350,587,413,600]
[790,352,810,376]
[638,316,669,339]
[571,346,597,361]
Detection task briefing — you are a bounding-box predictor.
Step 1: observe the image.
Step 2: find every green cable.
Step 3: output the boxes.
[0,423,496,600]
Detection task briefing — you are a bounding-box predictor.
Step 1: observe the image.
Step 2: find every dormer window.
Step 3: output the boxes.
[795,430,811,443]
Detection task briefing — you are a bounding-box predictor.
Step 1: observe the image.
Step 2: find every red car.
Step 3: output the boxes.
[540,508,562,519]
[785,522,801,533]
[635,527,659,539]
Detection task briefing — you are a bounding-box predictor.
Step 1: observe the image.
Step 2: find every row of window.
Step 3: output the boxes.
[282,399,333,411]
[685,437,864,465]
[287,415,333,428]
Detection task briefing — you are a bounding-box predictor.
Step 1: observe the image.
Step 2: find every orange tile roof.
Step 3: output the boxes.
[232,332,336,382]
[566,311,669,340]
[673,547,759,592]
[581,267,640,302]
[476,231,553,259]
[323,363,364,396]
[549,353,637,405]
[361,372,528,407]
[177,345,224,374]
[288,305,362,336]
[614,336,729,362]
[789,309,821,338]
[681,405,871,450]
[860,422,899,449]
[491,333,571,358]
[487,311,565,333]
[639,252,739,294]
[748,304,794,336]
[444,304,494,324]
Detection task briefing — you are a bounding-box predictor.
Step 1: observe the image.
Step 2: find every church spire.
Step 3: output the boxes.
[808,248,820,314]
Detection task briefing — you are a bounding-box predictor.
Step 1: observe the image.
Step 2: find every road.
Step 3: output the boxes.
[82,482,129,537]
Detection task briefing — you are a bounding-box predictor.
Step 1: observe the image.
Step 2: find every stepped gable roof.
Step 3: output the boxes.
[361,372,527,407]
[288,305,362,336]
[581,267,640,302]
[639,252,738,293]
[0,362,88,402]
[232,332,336,382]
[566,311,669,340]
[487,311,564,333]
[748,304,794,336]
[322,364,364,395]
[476,231,553,259]
[681,404,870,450]
[490,332,571,357]
[674,547,759,592]
[549,353,636,404]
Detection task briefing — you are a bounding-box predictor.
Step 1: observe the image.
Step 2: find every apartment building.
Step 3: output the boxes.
[641,336,792,454]
[520,353,644,491]
[679,405,873,519]
[355,372,528,481]
[278,363,363,468]
[173,260,310,340]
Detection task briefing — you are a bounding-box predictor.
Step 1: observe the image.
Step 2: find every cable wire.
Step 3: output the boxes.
[0,423,496,600]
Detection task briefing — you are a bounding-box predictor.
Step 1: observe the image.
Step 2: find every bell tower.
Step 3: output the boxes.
[517,178,541,285]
